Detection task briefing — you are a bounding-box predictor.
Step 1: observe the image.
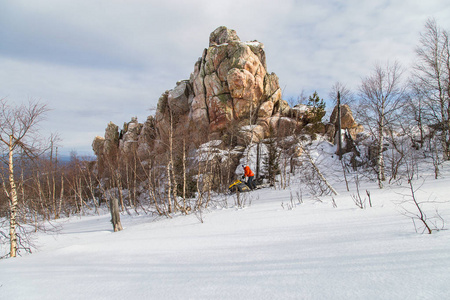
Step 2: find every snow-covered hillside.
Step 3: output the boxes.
[1,159,450,299]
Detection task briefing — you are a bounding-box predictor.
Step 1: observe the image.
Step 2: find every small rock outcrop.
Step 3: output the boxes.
[329,104,364,139]
[92,122,119,157]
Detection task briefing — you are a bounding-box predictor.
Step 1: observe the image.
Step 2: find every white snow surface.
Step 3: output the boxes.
[1,160,450,299]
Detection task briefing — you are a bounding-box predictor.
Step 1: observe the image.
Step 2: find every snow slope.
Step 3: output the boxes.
[1,165,450,299]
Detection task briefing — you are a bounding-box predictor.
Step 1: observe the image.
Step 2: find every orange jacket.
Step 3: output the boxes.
[243,166,254,177]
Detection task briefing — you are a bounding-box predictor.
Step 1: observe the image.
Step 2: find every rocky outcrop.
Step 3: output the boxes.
[92,122,119,157]
[330,104,364,139]
[119,117,142,154]
[93,26,326,160]
[209,26,241,46]
[187,26,282,134]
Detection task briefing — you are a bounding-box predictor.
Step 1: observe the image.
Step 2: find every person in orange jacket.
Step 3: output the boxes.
[242,165,256,190]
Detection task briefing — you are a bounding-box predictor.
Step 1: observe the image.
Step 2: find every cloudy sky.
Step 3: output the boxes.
[1,0,449,156]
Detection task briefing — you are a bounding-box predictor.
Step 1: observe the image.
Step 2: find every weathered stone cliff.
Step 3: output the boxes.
[92,26,321,161]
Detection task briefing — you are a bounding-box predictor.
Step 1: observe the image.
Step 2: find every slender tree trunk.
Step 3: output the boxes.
[166,160,173,213]
[20,170,25,214]
[337,92,343,160]
[418,101,425,148]
[377,112,386,188]
[8,136,18,257]
[77,177,84,214]
[145,160,163,215]
[132,153,138,211]
[36,173,47,220]
[196,160,202,210]
[205,154,213,208]
[445,38,450,160]
[52,173,56,219]
[444,92,450,159]
[256,142,261,178]
[169,112,179,211]
[113,172,125,212]
[125,162,133,208]
[85,170,99,214]
[45,173,52,219]
[57,173,64,219]
[182,139,187,213]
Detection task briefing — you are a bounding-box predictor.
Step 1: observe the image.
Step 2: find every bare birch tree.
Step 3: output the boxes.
[411,18,450,160]
[0,98,49,257]
[404,84,426,149]
[357,61,406,188]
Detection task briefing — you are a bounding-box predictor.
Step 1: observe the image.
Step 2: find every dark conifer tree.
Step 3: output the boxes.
[307,91,326,123]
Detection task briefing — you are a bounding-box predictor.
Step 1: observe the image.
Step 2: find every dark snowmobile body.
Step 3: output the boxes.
[228,179,251,193]
[228,178,265,193]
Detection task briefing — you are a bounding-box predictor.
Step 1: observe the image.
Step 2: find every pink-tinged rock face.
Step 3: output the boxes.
[330,104,357,129]
[227,68,255,100]
[267,116,299,137]
[189,27,274,133]
[258,100,274,118]
[207,96,234,132]
[209,26,240,46]
[94,26,326,160]
[238,125,265,144]
[206,46,229,71]
[330,104,364,138]
[190,94,209,125]
[204,73,225,98]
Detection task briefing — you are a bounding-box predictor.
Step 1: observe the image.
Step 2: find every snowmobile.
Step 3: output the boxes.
[228,179,251,193]
[228,177,265,193]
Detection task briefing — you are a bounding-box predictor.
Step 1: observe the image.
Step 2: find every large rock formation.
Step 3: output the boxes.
[93,26,321,161]
[189,26,283,134]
